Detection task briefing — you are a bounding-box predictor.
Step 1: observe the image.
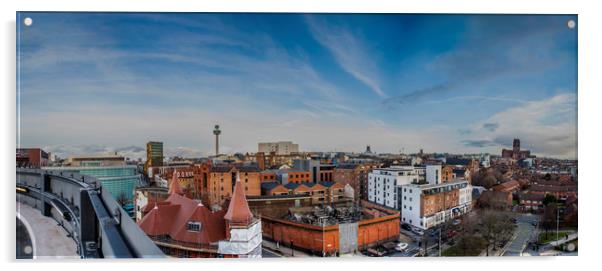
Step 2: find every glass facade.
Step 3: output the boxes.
[43,166,140,204]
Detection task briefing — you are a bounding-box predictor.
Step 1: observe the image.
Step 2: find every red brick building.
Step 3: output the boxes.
[260,200,399,256]
[207,164,261,206]
[333,164,370,201]
[16,148,50,168]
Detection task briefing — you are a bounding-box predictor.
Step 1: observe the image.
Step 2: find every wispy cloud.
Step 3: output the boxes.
[384,15,576,107]
[17,14,577,158]
[305,15,386,98]
[462,93,577,158]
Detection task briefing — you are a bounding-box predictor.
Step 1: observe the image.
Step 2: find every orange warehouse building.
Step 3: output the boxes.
[260,200,399,256]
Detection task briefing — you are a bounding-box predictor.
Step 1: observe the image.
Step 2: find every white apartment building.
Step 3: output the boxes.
[368,166,420,209]
[368,164,472,230]
[258,141,299,155]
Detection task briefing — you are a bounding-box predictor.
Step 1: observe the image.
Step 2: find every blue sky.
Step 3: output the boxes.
[17,13,577,159]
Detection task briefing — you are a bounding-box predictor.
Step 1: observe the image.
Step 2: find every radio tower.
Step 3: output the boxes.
[213,124,221,156]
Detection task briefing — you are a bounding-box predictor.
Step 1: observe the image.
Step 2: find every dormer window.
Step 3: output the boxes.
[187,221,202,232]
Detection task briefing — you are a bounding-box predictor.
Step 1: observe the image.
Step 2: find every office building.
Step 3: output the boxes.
[258,141,299,155]
[145,141,164,173]
[43,154,141,215]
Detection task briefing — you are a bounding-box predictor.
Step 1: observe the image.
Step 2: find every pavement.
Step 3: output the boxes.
[261,247,282,258]
[549,232,578,246]
[261,240,312,257]
[502,213,539,256]
[16,202,79,259]
[523,231,577,256]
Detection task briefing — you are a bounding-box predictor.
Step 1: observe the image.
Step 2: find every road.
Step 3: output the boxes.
[397,228,443,257]
[503,213,539,256]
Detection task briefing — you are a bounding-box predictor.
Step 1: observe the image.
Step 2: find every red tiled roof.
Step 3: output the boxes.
[137,193,227,245]
[492,180,520,192]
[224,179,254,224]
[530,184,577,193]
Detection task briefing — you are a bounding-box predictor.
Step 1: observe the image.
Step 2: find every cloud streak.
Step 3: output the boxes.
[17,14,577,159]
[462,93,577,158]
[384,15,576,107]
[306,15,386,98]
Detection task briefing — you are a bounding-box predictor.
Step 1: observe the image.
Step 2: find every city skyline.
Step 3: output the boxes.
[18,13,577,159]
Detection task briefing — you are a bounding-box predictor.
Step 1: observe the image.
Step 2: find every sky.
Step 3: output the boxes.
[17,13,578,160]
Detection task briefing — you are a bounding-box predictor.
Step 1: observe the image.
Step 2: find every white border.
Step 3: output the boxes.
[2,1,601,271]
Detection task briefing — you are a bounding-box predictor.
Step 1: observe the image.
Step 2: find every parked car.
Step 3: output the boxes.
[366,248,385,257]
[401,224,413,231]
[452,219,461,226]
[395,242,409,252]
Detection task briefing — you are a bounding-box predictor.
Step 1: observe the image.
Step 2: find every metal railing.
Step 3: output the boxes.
[16,168,165,258]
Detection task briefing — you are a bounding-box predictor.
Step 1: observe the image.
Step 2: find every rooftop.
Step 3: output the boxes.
[405,179,469,190]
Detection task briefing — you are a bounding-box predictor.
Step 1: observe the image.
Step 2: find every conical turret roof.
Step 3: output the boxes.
[223,175,253,224]
[168,169,185,196]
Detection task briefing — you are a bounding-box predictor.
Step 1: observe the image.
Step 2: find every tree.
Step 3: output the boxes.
[456,236,474,256]
[473,172,498,189]
[479,211,516,255]
[543,194,557,206]
[542,203,558,241]
[544,173,552,181]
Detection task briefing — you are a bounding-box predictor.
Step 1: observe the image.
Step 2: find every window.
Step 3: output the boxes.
[187,221,202,232]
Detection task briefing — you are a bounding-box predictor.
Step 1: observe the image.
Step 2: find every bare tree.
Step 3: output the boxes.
[479,211,515,256]
[542,202,558,240]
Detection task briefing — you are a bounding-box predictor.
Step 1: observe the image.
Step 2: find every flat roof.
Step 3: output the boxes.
[405,179,469,189]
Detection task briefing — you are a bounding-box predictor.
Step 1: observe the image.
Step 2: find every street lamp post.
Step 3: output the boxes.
[322,218,326,257]
[556,202,560,244]
[438,228,442,257]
